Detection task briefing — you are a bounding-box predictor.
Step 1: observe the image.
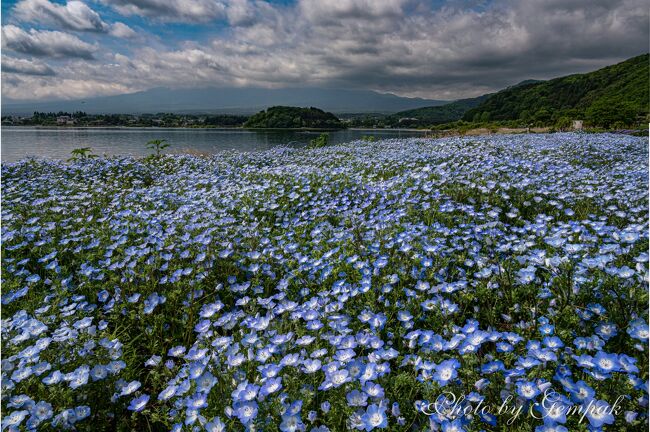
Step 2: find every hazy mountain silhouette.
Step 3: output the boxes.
[2,87,447,115]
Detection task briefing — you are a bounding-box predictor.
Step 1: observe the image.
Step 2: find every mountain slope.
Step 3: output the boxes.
[389,94,491,125]
[1,87,446,116]
[463,54,649,125]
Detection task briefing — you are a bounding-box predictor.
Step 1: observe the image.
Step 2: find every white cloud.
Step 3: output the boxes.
[299,0,408,22]
[14,0,108,32]
[13,0,139,39]
[2,56,56,75]
[1,74,132,100]
[225,0,256,26]
[109,22,137,38]
[100,0,227,23]
[1,25,97,59]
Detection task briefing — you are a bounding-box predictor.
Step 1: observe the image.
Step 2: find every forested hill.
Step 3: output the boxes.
[244,106,345,128]
[389,94,491,125]
[463,54,649,127]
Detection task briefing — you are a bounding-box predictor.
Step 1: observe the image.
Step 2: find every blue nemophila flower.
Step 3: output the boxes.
[260,377,283,398]
[496,342,514,353]
[624,411,638,423]
[120,380,141,396]
[31,400,53,423]
[234,401,258,425]
[345,390,368,407]
[568,381,595,403]
[2,409,29,429]
[516,381,540,400]
[232,381,260,402]
[66,365,90,389]
[279,412,304,432]
[158,385,177,401]
[75,406,91,421]
[204,417,226,432]
[194,371,216,393]
[302,359,321,374]
[187,393,209,410]
[433,359,460,387]
[481,360,505,374]
[536,392,571,424]
[361,403,387,431]
[582,399,615,428]
[168,346,186,357]
[534,425,568,432]
[128,395,149,412]
[321,369,350,390]
[143,292,166,314]
[539,323,555,336]
[11,366,33,383]
[592,352,621,374]
[440,419,465,432]
[321,401,331,414]
[90,365,108,381]
[145,355,162,367]
[627,320,649,342]
[363,382,385,400]
[542,336,564,350]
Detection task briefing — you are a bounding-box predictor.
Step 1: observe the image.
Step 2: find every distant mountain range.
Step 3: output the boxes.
[1,87,446,116]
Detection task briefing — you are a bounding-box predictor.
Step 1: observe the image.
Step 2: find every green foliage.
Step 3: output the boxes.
[555,116,572,130]
[307,133,329,148]
[146,139,170,156]
[67,147,97,161]
[463,54,650,128]
[244,106,345,129]
[385,94,491,127]
[585,99,638,129]
[533,108,551,124]
[360,135,376,142]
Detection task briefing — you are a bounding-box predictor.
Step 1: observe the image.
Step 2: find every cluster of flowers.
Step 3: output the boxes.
[1,133,648,431]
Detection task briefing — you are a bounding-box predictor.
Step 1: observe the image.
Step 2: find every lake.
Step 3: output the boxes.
[0,127,429,162]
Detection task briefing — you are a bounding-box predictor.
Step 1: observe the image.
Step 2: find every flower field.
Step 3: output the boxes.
[1,133,648,431]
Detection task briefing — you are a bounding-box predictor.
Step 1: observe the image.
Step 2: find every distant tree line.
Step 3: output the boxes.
[1,112,249,128]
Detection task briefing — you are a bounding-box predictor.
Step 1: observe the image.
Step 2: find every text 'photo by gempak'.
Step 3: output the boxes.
[1,1,649,431]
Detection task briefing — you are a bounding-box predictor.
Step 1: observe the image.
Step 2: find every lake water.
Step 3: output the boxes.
[1,127,428,162]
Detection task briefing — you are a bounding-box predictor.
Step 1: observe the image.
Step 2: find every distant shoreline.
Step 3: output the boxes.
[1,125,430,132]
[3,125,644,136]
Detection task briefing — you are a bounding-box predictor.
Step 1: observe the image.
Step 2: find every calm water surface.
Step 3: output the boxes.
[1,127,428,162]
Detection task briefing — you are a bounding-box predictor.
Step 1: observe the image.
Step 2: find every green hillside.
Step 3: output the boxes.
[463,54,649,127]
[244,106,345,129]
[389,94,491,126]
[393,94,490,125]
[384,80,544,127]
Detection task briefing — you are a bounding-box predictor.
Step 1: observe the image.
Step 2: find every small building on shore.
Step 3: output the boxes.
[56,116,75,125]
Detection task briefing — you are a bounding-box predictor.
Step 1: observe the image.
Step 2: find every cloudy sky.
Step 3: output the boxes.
[1,0,648,101]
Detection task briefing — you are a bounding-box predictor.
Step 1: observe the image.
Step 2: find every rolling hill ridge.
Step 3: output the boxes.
[464,54,649,126]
